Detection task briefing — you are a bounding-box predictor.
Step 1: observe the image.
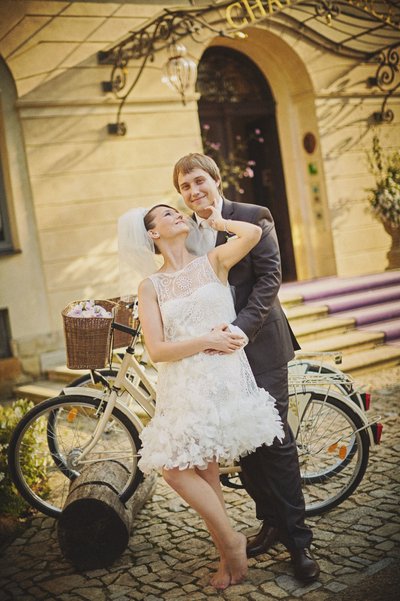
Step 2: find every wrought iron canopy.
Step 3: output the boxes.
[98,1,400,134]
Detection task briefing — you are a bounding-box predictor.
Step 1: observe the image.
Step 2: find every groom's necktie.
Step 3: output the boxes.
[199,220,216,253]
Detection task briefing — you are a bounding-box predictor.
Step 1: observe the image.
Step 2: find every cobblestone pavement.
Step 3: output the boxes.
[1,366,399,601]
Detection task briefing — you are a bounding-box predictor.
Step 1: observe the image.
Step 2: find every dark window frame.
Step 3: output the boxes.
[0,151,14,254]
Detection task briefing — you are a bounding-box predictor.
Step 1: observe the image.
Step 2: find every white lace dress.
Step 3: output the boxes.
[138,255,284,475]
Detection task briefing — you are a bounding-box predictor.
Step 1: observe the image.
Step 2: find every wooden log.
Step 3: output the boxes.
[57,461,157,570]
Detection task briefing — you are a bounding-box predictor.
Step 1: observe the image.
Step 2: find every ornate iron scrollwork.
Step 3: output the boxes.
[369,42,400,123]
[98,6,231,135]
[315,1,340,25]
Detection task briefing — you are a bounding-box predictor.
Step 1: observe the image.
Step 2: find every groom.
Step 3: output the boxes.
[173,152,319,582]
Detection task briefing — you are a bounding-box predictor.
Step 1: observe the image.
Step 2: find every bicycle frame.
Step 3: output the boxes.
[62,334,381,472]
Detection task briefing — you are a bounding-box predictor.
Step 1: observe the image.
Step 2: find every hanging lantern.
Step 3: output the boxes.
[162,42,197,105]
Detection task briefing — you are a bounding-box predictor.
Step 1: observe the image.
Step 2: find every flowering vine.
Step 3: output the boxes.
[201,124,264,194]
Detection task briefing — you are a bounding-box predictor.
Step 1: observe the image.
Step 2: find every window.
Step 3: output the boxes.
[0,308,12,358]
[0,148,13,253]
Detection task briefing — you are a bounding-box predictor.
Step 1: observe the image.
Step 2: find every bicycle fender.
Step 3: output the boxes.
[113,400,146,433]
[61,386,107,398]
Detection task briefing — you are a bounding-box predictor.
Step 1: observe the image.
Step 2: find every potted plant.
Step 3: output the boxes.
[367,135,400,269]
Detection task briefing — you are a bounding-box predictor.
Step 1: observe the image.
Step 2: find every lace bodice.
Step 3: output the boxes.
[149,255,236,342]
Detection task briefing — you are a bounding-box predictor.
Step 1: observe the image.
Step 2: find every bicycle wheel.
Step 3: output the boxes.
[8,395,144,518]
[294,392,370,516]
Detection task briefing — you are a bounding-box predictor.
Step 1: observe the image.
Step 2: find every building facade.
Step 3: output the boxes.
[0,0,399,380]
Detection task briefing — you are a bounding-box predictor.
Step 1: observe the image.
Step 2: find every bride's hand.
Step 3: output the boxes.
[204,205,227,232]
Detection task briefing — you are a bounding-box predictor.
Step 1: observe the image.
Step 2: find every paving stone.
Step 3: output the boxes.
[365,557,394,575]
[260,581,288,598]
[40,574,88,594]
[326,580,348,592]
[275,574,298,592]
[75,588,106,601]
[292,581,322,597]
[375,540,396,551]
[1,366,400,600]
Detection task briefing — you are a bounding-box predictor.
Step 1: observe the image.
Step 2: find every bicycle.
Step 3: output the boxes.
[8,317,382,519]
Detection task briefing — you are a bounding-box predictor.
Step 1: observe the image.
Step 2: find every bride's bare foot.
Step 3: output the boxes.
[226,532,248,585]
[210,559,230,590]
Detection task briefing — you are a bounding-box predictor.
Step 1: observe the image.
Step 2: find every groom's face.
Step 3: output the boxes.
[178,168,221,218]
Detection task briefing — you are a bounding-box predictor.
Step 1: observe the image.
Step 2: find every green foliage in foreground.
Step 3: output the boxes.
[0,399,48,517]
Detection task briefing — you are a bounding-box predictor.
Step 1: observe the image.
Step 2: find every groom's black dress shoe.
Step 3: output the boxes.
[290,548,320,582]
[246,523,279,558]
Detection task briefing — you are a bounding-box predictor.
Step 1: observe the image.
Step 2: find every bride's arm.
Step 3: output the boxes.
[138,278,244,362]
[206,207,261,280]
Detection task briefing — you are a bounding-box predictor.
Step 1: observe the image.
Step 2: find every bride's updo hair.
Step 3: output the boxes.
[173,153,223,194]
[144,204,179,254]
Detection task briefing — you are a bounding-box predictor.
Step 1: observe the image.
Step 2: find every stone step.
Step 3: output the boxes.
[279,292,303,308]
[14,380,63,403]
[300,329,384,354]
[47,365,88,383]
[341,344,400,376]
[359,318,400,342]
[284,303,328,322]
[309,285,400,314]
[292,316,355,341]
[336,300,400,325]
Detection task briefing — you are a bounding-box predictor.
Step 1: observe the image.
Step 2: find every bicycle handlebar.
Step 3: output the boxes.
[112,321,139,337]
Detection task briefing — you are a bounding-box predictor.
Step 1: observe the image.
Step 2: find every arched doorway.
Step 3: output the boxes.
[197,46,297,282]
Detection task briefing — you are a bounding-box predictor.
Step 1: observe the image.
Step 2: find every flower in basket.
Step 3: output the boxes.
[367,135,400,228]
[67,300,113,318]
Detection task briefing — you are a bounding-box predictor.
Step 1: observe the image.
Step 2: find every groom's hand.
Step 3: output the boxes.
[204,323,246,354]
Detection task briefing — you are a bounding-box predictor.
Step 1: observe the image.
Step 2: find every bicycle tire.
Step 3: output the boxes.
[8,395,144,518]
[294,392,370,516]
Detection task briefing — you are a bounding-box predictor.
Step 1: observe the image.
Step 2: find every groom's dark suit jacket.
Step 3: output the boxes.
[215,198,299,374]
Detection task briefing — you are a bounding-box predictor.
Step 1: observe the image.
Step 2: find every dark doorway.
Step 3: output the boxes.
[197,47,297,282]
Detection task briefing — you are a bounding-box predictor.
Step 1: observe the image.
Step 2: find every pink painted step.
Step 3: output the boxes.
[282,270,400,301]
[359,319,400,342]
[308,285,400,313]
[335,301,400,325]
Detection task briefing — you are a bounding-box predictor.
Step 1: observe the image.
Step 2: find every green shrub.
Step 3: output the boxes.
[0,399,49,517]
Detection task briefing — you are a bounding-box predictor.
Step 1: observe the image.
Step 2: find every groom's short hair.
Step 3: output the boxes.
[173,153,223,194]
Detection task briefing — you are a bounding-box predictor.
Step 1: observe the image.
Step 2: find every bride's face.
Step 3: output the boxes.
[148,206,190,243]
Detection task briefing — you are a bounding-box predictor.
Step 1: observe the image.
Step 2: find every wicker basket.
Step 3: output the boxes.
[110,297,137,349]
[62,300,116,370]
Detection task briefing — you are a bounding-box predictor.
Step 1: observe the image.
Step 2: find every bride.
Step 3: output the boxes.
[118,203,283,590]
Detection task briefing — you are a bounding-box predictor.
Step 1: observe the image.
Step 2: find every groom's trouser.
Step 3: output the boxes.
[239,363,313,551]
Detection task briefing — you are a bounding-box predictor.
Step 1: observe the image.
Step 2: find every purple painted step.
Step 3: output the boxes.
[336,301,400,325]
[360,319,400,342]
[282,270,400,301]
[308,285,400,313]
